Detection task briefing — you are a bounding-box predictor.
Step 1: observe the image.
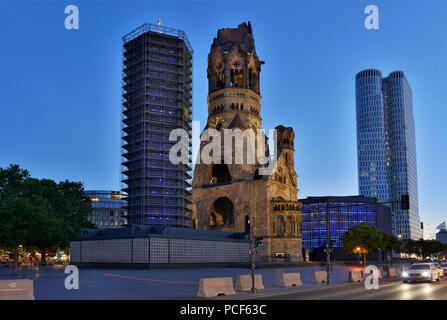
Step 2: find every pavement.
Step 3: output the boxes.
[0,262,417,300]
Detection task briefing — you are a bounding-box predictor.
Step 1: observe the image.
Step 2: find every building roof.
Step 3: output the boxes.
[123,23,192,53]
[299,195,381,205]
[210,22,255,54]
[84,190,122,194]
[75,225,248,242]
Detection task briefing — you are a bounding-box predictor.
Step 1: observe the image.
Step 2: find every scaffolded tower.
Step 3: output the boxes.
[121,23,193,227]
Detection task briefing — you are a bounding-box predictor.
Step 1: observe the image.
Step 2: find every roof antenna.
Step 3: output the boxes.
[157,18,162,33]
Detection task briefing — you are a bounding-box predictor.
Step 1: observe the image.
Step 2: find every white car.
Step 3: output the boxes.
[402,263,441,283]
[440,262,447,276]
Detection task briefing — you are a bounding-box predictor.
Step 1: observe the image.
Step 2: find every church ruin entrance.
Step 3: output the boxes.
[209,197,234,227]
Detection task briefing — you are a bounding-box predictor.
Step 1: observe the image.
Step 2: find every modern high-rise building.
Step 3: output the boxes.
[121,23,193,227]
[355,69,421,239]
[421,222,436,240]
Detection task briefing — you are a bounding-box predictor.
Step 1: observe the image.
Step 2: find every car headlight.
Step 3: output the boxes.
[402,272,408,277]
[422,271,430,277]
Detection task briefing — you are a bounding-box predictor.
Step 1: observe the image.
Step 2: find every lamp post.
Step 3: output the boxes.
[250,231,256,294]
[356,247,361,266]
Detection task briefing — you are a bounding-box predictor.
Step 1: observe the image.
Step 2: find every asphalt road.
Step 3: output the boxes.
[237,278,447,300]
[3,264,404,299]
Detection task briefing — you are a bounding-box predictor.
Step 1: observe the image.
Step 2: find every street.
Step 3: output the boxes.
[4,263,446,300]
[227,278,447,300]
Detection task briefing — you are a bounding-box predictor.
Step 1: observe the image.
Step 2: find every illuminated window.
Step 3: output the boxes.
[216,64,224,89]
[230,62,243,87]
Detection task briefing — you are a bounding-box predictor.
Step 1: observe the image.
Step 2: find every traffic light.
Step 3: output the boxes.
[328,240,336,250]
[255,237,264,247]
[401,194,410,210]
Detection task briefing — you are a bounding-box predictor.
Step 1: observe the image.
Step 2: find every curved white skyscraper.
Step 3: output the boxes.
[356,69,421,240]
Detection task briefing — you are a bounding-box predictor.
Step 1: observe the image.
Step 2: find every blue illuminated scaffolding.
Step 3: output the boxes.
[121,23,193,227]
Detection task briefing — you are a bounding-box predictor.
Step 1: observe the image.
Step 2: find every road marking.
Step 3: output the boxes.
[104,273,199,285]
[236,282,357,300]
[236,279,403,300]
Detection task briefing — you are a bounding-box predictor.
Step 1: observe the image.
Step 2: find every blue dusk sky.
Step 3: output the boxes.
[0,0,445,229]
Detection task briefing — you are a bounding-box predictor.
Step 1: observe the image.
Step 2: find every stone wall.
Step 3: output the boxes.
[70,237,251,264]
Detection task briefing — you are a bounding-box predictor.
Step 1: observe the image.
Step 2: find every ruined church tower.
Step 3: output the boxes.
[192,22,303,261]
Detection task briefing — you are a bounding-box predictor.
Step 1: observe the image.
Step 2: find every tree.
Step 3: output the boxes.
[342,223,384,266]
[381,233,401,265]
[21,178,94,264]
[415,239,445,259]
[401,238,418,256]
[56,180,95,249]
[400,238,447,260]
[0,165,31,274]
[0,164,95,271]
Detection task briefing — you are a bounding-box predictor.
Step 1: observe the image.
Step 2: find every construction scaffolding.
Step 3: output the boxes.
[121,23,193,227]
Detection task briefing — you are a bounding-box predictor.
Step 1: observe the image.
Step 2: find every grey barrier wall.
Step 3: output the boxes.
[70,237,253,264]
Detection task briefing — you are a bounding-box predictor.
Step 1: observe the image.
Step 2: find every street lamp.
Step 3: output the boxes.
[356,247,361,266]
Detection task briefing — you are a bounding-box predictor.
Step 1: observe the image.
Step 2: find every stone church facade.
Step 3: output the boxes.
[191,22,303,262]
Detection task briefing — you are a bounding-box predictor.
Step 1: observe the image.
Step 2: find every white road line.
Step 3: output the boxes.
[236,282,358,300]
[236,279,402,300]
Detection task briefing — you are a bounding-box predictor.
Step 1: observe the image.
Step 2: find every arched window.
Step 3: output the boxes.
[211,163,232,183]
[277,216,284,236]
[230,61,243,87]
[286,216,293,235]
[216,64,224,89]
[249,68,254,90]
[210,197,234,227]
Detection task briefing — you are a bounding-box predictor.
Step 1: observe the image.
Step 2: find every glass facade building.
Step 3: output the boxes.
[436,229,447,244]
[84,190,128,229]
[356,69,421,239]
[121,23,193,227]
[300,196,392,250]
